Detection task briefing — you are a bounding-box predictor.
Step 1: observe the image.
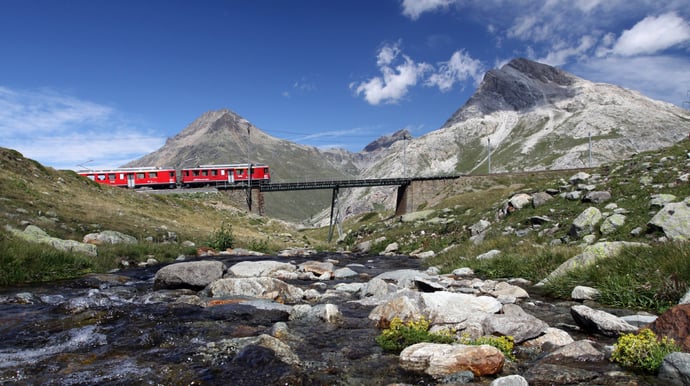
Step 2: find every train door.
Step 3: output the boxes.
[227,169,234,183]
[127,173,136,188]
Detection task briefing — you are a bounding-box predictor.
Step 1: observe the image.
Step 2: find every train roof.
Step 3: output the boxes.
[185,163,269,169]
[77,166,175,173]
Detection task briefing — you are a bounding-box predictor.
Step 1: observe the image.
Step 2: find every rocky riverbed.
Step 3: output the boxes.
[0,251,680,385]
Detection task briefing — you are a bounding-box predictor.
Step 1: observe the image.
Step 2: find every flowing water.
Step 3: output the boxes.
[0,254,443,385]
[0,253,655,385]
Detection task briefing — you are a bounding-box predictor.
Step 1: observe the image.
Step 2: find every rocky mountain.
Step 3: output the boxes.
[127,58,690,224]
[124,109,368,222]
[328,58,690,221]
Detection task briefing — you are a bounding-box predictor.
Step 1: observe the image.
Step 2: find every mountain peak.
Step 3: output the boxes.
[363,129,412,153]
[445,58,576,124]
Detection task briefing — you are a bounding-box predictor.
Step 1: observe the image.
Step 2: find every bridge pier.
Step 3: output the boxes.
[245,187,264,215]
[395,182,412,216]
[327,187,341,242]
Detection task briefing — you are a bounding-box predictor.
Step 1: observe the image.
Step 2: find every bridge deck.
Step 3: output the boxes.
[219,175,461,191]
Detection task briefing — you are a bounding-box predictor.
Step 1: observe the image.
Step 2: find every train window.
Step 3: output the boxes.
[108,174,116,181]
[169,171,175,178]
[202,170,208,176]
[220,170,225,175]
[149,172,158,178]
[211,170,217,176]
[193,170,200,176]
[120,173,125,179]
[98,174,106,181]
[137,173,145,179]
[237,169,244,175]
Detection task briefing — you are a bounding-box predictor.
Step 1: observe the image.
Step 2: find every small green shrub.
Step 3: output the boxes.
[460,333,516,360]
[208,222,235,250]
[376,317,455,354]
[611,328,680,373]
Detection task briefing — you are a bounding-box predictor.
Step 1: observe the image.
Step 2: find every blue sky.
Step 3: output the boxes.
[1,0,689,170]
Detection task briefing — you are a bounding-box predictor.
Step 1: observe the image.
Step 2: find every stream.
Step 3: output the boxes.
[0,253,657,385]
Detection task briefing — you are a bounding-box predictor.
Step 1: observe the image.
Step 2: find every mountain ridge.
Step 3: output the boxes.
[125,58,690,223]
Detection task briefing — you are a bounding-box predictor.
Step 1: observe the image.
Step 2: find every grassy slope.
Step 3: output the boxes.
[317,139,690,312]
[0,147,322,285]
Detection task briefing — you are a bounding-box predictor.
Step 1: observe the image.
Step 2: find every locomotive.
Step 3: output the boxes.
[78,163,270,189]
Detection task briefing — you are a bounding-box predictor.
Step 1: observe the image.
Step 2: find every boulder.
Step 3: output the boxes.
[207,277,304,303]
[227,260,296,278]
[539,241,648,285]
[83,230,137,245]
[482,304,549,343]
[532,192,554,208]
[509,193,532,209]
[600,214,626,235]
[570,305,638,337]
[421,291,503,325]
[299,261,334,277]
[154,260,225,290]
[490,375,528,386]
[658,352,690,386]
[648,303,690,352]
[522,327,574,350]
[399,343,504,377]
[571,286,601,301]
[569,207,602,238]
[12,225,97,256]
[648,198,690,241]
[583,191,611,204]
[569,172,591,184]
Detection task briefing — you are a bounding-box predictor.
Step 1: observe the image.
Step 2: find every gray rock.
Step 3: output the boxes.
[522,327,574,350]
[482,304,549,343]
[569,207,602,238]
[509,193,532,209]
[491,375,528,386]
[583,191,611,204]
[476,249,501,260]
[571,286,600,300]
[333,267,358,279]
[539,241,647,285]
[227,260,296,278]
[570,305,638,337]
[569,172,591,184]
[207,277,304,303]
[83,230,137,245]
[658,352,690,386]
[650,194,678,208]
[11,225,97,256]
[532,192,554,208]
[649,198,690,241]
[600,213,626,235]
[542,339,605,361]
[154,260,225,290]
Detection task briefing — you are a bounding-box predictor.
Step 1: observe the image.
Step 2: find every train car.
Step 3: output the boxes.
[180,163,270,188]
[78,167,178,189]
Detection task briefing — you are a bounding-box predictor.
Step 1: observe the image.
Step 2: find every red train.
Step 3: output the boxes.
[78,163,270,189]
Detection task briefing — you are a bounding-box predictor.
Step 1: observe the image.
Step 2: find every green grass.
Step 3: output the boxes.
[0,233,94,285]
[542,243,690,313]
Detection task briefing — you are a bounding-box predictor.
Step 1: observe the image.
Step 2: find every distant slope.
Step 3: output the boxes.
[124,109,359,222]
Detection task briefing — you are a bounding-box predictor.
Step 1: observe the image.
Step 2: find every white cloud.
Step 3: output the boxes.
[0,87,164,170]
[538,35,597,66]
[569,55,690,106]
[353,43,487,105]
[401,0,455,20]
[612,12,690,56]
[351,43,432,105]
[426,50,485,91]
